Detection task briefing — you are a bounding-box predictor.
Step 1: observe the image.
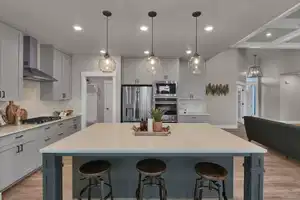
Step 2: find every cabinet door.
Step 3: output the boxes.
[135,59,154,84]
[0,23,22,101]
[16,141,38,180]
[122,59,137,84]
[0,146,18,191]
[62,54,71,100]
[53,50,63,100]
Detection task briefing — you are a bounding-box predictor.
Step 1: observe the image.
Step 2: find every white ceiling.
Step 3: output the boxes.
[0,0,299,59]
[233,3,300,49]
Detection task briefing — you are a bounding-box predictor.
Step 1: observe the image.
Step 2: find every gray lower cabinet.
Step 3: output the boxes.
[0,116,81,191]
[178,115,210,123]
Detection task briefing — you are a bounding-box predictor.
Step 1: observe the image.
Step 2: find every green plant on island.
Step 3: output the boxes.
[151,108,164,122]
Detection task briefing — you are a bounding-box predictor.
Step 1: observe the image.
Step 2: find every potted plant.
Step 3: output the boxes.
[151,108,164,132]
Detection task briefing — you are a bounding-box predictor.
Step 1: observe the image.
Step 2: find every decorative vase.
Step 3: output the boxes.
[147,118,153,132]
[153,121,163,132]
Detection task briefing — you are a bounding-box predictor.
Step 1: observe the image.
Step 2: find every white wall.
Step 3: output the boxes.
[280,75,300,121]
[0,81,70,118]
[206,49,240,127]
[69,55,121,122]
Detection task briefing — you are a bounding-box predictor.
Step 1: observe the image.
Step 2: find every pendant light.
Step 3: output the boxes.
[247,55,263,78]
[98,10,116,72]
[146,11,160,75]
[189,11,203,75]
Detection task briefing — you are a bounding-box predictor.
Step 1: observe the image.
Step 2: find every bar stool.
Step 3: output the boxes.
[193,162,228,200]
[136,158,167,200]
[79,160,113,200]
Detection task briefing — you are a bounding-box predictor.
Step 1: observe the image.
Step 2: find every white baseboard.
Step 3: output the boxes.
[214,124,238,129]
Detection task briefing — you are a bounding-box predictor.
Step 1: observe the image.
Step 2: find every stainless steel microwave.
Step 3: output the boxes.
[153,81,177,97]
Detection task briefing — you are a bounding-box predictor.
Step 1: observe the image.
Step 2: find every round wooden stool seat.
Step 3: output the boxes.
[195,162,228,181]
[79,160,111,177]
[136,159,166,176]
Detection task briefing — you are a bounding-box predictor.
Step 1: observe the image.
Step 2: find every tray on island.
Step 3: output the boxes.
[132,125,171,136]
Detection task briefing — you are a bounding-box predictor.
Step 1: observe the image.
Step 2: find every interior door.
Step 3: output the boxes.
[104,80,113,123]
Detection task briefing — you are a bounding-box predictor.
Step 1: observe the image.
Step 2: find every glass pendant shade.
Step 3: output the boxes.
[145,11,160,75]
[247,55,263,78]
[98,54,116,73]
[99,10,116,73]
[189,53,203,74]
[146,55,160,74]
[247,66,263,78]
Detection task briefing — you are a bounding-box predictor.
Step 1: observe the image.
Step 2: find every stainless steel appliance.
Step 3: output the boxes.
[23,36,57,82]
[121,85,153,122]
[154,97,178,123]
[154,81,177,97]
[22,116,61,124]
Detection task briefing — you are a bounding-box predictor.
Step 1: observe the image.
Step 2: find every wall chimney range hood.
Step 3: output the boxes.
[23,36,57,82]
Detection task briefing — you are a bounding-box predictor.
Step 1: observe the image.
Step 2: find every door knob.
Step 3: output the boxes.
[106,108,109,110]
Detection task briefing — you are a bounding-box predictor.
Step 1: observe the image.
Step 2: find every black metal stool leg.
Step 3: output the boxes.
[194,178,199,200]
[136,173,142,200]
[198,179,204,200]
[88,178,92,200]
[217,182,222,200]
[159,178,164,200]
[108,170,114,200]
[138,175,144,200]
[222,180,228,200]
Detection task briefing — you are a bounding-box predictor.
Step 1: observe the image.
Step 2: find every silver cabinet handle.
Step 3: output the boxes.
[58,132,64,136]
[44,137,51,142]
[15,135,24,139]
[45,127,50,130]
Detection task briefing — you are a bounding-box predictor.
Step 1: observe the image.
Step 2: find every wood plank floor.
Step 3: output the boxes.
[3,125,300,200]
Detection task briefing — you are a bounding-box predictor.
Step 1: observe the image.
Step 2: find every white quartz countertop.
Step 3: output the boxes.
[0,115,80,138]
[40,123,267,154]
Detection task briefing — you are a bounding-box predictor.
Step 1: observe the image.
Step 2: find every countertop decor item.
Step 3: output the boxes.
[132,125,170,136]
[98,10,116,73]
[189,11,203,75]
[145,11,160,75]
[151,108,164,132]
[6,101,18,124]
[206,83,229,96]
[247,55,263,78]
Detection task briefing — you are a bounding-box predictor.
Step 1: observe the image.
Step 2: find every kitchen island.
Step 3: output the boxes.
[41,123,266,200]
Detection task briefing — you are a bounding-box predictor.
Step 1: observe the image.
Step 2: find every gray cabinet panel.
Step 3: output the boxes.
[40,46,72,100]
[0,145,18,191]
[0,22,23,101]
[178,115,210,123]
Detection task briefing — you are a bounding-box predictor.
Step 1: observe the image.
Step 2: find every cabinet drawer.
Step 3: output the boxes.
[178,115,210,123]
[0,132,27,152]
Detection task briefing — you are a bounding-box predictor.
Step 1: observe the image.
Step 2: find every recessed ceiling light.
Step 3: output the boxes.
[140,25,149,32]
[73,25,83,32]
[144,50,150,55]
[204,25,214,32]
[186,50,192,55]
[100,49,106,54]
[266,32,272,38]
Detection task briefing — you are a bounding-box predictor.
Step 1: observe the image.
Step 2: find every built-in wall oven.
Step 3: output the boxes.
[154,81,177,97]
[154,97,178,123]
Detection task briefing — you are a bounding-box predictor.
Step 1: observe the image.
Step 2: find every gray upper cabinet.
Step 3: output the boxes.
[0,22,23,101]
[40,45,72,100]
[122,58,179,84]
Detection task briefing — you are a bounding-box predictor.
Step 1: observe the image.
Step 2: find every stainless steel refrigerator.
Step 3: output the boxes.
[121,85,153,122]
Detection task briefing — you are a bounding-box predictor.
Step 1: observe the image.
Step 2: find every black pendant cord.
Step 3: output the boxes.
[254,55,257,66]
[195,16,198,53]
[106,16,108,54]
[151,16,154,54]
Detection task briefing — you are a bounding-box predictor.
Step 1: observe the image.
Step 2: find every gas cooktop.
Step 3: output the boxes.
[22,116,61,124]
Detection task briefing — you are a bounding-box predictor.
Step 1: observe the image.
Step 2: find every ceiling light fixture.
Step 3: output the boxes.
[98,10,116,73]
[186,50,192,55]
[140,25,149,32]
[266,32,272,38]
[73,25,83,32]
[189,11,203,75]
[100,49,106,54]
[144,50,150,55]
[247,55,263,78]
[145,11,160,75]
[204,25,214,32]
